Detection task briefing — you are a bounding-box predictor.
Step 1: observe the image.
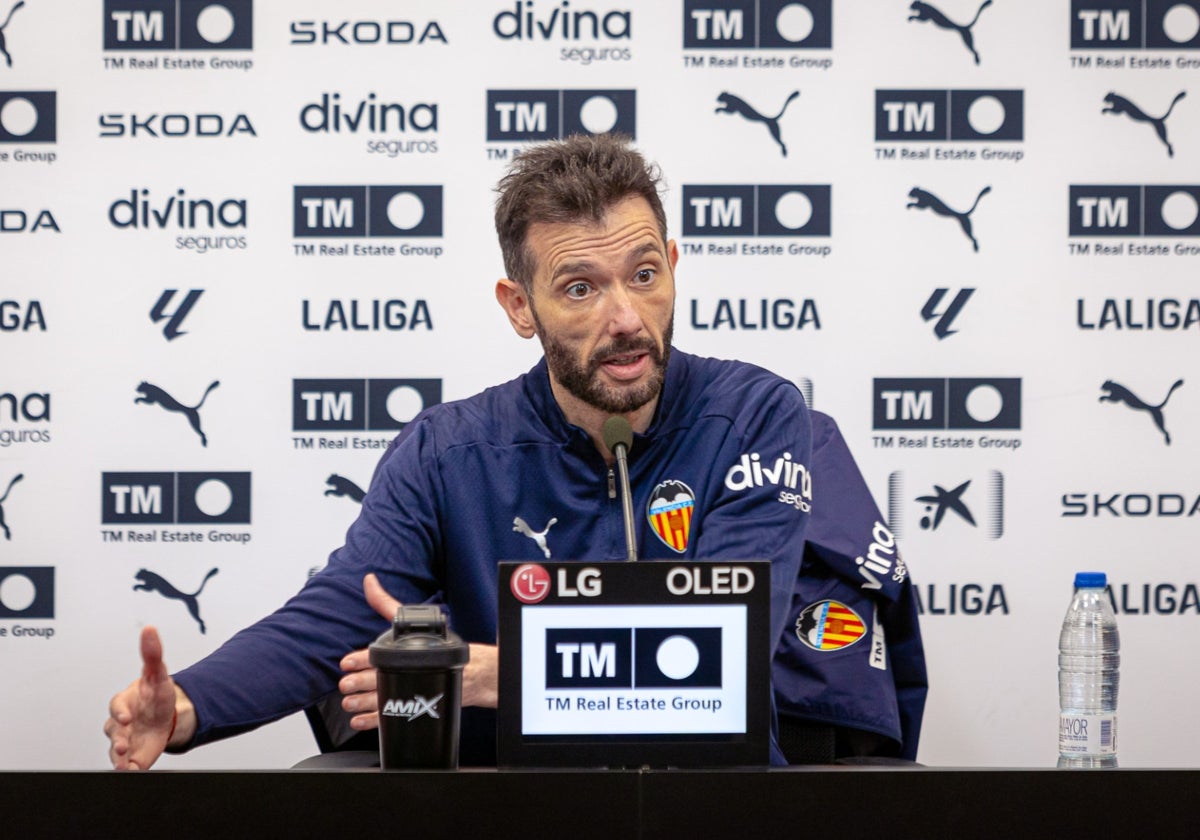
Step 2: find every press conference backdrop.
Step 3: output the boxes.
[2,1,1198,770]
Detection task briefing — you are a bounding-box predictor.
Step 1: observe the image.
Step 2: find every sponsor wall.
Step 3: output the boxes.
[2,0,1198,769]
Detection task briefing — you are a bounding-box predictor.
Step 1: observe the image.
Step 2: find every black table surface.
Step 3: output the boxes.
[4,762,1197,839]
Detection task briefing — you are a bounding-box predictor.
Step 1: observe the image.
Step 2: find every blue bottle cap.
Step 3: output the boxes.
[1074,571,1107,588]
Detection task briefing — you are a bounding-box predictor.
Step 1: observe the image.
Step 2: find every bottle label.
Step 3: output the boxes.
[1059,714,1117,755]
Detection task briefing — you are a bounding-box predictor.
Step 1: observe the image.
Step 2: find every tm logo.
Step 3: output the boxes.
[683,0,832,48]
[103,0,254,50]
[486,89,636,141]
[1069,185,1200,236]
[1071,1,1200,49]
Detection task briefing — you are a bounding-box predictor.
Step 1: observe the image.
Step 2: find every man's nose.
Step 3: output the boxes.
[605,285,645,335]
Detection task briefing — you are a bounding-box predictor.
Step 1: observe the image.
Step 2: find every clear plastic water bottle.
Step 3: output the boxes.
[1057,571,1120,768]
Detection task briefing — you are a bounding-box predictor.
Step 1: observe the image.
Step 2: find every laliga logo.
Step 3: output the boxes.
[382,693,442,721]
[511,563,552,604]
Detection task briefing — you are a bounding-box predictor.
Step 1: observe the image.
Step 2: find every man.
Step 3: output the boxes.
[107,134,916,769]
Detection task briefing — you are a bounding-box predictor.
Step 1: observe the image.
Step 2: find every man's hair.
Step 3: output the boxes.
[494,133,667,291]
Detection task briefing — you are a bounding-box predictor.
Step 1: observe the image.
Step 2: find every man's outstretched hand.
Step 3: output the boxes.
[104,626,193,770]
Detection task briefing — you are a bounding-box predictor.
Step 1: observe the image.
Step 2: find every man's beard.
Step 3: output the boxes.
[533,309,674,415]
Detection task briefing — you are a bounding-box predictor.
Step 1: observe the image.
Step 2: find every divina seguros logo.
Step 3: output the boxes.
[298,93,439,158]
[491,1,632,64]
[108,189,247,253]
[0,391,50,447]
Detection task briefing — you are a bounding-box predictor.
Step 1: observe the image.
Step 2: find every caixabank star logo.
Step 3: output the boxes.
[888,470,1005,541]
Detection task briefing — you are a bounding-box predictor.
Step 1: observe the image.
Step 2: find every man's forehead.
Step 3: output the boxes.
[526,198,664,261]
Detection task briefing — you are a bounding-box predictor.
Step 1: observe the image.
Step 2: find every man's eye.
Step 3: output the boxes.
[566,282,591,299]
[634,269,655,284]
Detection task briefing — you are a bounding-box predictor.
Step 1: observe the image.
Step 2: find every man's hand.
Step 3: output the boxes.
[338,573,497,731]
[104,626,194,770]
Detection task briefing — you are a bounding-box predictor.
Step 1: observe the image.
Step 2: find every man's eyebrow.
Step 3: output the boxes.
[550,241,665,281]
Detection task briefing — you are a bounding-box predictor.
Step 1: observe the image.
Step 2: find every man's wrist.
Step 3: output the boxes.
[165,683,197,752]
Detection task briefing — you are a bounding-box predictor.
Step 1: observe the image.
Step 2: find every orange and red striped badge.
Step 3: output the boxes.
[795,600,867,651]
[647,480,695,553]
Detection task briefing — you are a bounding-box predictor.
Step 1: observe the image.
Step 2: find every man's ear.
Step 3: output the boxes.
[495,278,536,339]
[667,238,679,273]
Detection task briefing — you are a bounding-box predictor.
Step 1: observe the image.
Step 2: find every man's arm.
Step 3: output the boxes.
[104,627,196,770]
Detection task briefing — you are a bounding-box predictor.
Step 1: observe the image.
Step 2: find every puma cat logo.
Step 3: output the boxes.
[907,185,991,251]
[0,1,25,68]
[1100,379,1184,445]
[324,473,365,503]
[135,380,220,447]
[133,567,219,634]
[715,90,800,157]
[908,1,992,64]
[513,516,557,560]
[1102,91,1187,157]
[0,472,23,540]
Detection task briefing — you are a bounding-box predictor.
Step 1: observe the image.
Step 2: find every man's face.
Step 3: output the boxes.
[522,195,677,419]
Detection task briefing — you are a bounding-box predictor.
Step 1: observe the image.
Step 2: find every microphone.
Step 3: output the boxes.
[603,416,638,562]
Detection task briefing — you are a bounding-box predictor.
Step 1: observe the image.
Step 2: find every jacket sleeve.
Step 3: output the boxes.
[173,417,445,748]
[686,378,813,650]
[771,411,928,760]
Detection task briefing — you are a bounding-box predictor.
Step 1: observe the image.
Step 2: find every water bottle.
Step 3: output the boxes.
[1057,571,1120,768]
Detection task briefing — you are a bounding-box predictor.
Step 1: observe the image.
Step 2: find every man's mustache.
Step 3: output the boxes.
[588,337,661,368]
